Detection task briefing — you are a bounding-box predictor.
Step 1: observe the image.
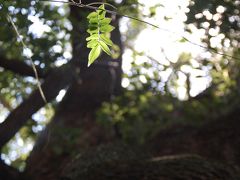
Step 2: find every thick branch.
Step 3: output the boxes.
[0,63,74,148]
[0,56,46,78]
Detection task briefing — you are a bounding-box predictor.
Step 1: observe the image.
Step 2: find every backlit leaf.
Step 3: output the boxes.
[99,41,111,55]
[100,18,112,25]
[100,25,115,33]
[87,12,98,19]
[86,34,99,41]
[100,34,113,46]
[86,4,115,66]
[88,45,101,67]
[87,39,98,48]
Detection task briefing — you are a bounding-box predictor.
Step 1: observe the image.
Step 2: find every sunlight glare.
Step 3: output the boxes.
[122,78,130,88]
[28,15,51,37]
[121,0,210,98]
[56,89,67,102]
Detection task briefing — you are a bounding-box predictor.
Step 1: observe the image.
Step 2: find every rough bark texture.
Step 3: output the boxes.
[59,108,240,180]
[24,107,240,180]
[147,107,240,166]
[62,151,240,180]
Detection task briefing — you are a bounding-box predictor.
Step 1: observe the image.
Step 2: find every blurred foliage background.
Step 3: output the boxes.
[0,0,239,170]
[97,0,240,144]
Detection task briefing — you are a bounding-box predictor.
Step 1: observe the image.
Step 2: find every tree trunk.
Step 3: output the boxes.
[147,107,240,166]
[60,108,240,180]
[62,149,240,180]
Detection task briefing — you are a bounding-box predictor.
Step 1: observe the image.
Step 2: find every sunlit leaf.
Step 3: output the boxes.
[87,12,98,19]
[89,18,99,24]
[88,45,101,67]
[86,34,99,41]
[99,40,111,55]
[87,28,98,34]
[100,18,112,25]
[97,5,106,19]
[86,4,115,66]
[100,34,113,46]
[87,39,98,48]
[100,25,115,33]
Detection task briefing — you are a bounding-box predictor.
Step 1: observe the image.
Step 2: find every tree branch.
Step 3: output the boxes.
[0,56,46,78]
[0,63,75,148]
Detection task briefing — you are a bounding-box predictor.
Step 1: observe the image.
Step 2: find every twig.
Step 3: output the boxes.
[6,14,47,103]
[86,2,117,10]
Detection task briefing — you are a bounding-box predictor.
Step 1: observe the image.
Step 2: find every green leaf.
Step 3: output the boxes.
[87,12,98,19]
[97,5,106,19]
[87,39,98,48]
[97,5,105,13]
[98,11,106,20]
[88,45,101,67]
[98,4,105,10]
[89,18,99,24]
[87,29,98,34]
[88,24,98,29]
[100,34,113,46]
[86,4,116,67]
[86,34,99,41]
[99,18,112,25]
[99,41,111,55]
[100,25,115,33]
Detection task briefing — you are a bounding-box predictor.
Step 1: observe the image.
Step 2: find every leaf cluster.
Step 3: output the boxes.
[86,5,115,66]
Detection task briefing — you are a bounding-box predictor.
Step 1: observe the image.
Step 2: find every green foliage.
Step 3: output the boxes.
[86,5,115,66]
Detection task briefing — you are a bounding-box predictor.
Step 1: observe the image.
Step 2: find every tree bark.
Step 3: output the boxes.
[24,105,240,180]
[61,107,240,180]
[62,147,240,180]
[147,107,240,166]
